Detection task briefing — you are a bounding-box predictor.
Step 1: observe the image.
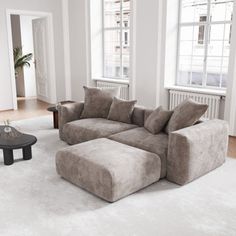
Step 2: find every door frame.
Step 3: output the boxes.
[6,9,57,110]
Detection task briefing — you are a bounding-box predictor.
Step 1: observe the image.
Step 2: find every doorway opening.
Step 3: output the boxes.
[6,10,57,110]
[11,14,38,107]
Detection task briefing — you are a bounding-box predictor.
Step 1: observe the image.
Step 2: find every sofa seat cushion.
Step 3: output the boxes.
[109,127,168,178]
[56,138,161,202]
[62,118,137,145]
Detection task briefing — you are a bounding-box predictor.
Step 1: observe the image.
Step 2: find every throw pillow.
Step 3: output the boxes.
[80,86,119,118]
[108,97,137,124]
[165,98,208,133]
[144,106,173,134]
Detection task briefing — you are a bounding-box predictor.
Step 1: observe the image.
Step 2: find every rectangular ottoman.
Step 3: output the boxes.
[56,138,161,202]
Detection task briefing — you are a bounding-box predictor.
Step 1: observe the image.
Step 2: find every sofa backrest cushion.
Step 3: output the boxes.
[132,106,145,126]
[80,86,119,119]
[165,98,208,134]
[131,107,157,127]
[108,97,137,124]
[144,106,173,134]
[144,109,154,122]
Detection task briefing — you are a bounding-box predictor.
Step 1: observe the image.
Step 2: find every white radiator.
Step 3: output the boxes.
[96,81,129,100]
[169,90,221,120]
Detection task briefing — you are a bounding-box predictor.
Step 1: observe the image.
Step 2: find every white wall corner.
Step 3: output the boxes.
[156,0,176,109]
[129,0,136,100]
[224,2,236,135]
[85,0,93,87]
[62,0,72,100]
[6,10,18,110]
[89,0,103,87]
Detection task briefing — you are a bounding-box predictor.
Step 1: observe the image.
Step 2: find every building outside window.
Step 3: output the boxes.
[177,0,234,89]
[103,0,130,80]
[198,15,207,44]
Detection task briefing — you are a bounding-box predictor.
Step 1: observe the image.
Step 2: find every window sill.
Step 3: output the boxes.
[92,77,130,85]
[165,85,226,97]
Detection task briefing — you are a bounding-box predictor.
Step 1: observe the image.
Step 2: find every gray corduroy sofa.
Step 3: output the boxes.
[56,102,228,202]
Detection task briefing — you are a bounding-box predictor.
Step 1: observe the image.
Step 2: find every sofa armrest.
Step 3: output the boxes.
[167,119,229,185]
[58,102,84,140]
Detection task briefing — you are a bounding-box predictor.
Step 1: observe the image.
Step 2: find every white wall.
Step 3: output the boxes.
[133,0,170,109]
[20,15,37,97]
[68,0,89,102]
[224,1,236,135]
[69,0,169,108]
[0,0,66,111]
[90,0,103,79]
[134,0,159,108]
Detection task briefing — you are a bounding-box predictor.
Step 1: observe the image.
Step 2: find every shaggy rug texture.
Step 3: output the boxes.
[0,116,236,236]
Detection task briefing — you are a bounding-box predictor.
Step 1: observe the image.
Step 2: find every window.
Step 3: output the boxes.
[177,0,234,89]
[103,0,130,79]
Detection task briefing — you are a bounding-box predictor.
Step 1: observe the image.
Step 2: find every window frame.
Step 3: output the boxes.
[102,0,130,80]
[176,0,233,90]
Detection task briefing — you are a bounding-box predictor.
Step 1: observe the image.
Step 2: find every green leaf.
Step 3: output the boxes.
[13,47,33,73]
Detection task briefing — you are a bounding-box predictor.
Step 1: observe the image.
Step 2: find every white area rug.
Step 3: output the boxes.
[0,116,236,236]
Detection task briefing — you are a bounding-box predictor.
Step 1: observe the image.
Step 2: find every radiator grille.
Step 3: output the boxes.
[96,81,129,100]
[169,90,221,120]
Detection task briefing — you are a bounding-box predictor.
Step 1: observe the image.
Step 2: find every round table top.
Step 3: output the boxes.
[0,126,37,149]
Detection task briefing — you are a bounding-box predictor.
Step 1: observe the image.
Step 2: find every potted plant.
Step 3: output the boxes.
[13,47,33,78]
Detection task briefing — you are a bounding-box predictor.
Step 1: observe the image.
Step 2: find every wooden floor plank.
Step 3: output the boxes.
[0,98,51,122]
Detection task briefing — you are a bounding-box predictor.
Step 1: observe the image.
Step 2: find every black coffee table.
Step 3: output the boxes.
[0,126,37,165]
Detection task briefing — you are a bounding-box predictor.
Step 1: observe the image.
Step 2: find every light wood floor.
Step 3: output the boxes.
[0,98,236,158]
[228,136,236,159]
[0,97,51,122]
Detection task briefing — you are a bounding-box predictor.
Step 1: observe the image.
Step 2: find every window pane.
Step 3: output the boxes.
[206,57,221,87]
[178,0,232,89]
[210,24,225,41]
[178,56,191,85]
[224,23,232,44]
[181,0,207,23]
[104,30,121,78]
[104,30,120,54]
[210,0,233,22]
[222,57,229,68]
[207,56,221,67]
[180,26,194,41]
[179,26,205,56]
[206,73,221,87]
[122,54,129,78]
[192,42,205,56]
[178,71,191,85]
[221,57,229,87]
[104,55,121,78]
[123,0,130,27]
[179,41,193,56]
[179,56,192,70]
[177,56,205,86]
[104,0,121,28]
[180,25,206,44]
[208,24,231,57]
[208,41,224,56]
[192,57,204,85]
[222,74,227,87]
[191,69,203,85]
